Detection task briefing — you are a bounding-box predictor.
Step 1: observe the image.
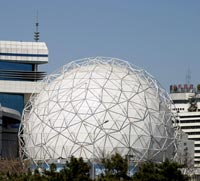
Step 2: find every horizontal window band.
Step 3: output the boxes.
[2,131,19,134]
[0,75,45,80]
[0,52,48,57]
[0,70,46,75]
[0,70,46,80]
[180,115,200,118]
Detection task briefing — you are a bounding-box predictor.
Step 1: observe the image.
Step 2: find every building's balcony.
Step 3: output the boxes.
[0,70,46,81]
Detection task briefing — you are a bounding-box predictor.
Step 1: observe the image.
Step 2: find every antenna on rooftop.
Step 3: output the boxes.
[186,66,191,85]
[34,11,40,42]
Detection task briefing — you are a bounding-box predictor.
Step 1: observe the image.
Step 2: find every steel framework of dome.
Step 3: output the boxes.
[18,57,177,169]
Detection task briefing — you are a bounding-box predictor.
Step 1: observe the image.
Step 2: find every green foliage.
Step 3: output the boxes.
[0,157,91,181]
[132,161,164,181]
[0,156,189,181]
[132,159,189,181]
[60,156,91,181]
[99,152,130,180]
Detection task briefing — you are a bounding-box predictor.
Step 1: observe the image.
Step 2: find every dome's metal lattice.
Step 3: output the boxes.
[18,57,177,170]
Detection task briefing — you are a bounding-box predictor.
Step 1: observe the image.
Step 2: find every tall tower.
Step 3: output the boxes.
[34,12,40,42]
[34,12,40,72]
[186,67,191,85]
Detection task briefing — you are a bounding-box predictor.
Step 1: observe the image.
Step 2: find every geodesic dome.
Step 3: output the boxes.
[19,57,176,167]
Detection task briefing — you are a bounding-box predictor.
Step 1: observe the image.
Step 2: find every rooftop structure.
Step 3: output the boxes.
[0,41,48,63]
[0,41,48,82]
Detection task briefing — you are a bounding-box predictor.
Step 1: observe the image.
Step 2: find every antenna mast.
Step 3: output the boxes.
[186,66,191,85]
[34,11,40,42]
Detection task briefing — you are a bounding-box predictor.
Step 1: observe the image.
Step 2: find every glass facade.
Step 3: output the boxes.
[0,61,33,71]
[0,93,24,113]
[0,61,35,81]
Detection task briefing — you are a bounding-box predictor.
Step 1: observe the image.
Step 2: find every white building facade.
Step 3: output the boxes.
[0,40,48,158]
[170,84,200,168]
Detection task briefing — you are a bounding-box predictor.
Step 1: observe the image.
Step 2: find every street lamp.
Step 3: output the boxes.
[92,120,109,180]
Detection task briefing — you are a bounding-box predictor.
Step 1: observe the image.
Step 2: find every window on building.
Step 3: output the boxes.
[0,61,33,71]
[0,93,24,113]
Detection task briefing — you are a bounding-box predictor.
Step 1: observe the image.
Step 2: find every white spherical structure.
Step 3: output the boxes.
[19,57,176,167]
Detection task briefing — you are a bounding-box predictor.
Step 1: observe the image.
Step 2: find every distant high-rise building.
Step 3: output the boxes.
[0,40,48,158]
[170,84,200,168]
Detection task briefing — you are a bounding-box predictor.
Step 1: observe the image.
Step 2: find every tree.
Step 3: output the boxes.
[132,161,164,181]
[0,156,190,181]
[60,156,91,181]
[132,160,189,181]
[99,152,130,180]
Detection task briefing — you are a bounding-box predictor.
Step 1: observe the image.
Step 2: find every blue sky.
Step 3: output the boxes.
[0,1,200,90]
